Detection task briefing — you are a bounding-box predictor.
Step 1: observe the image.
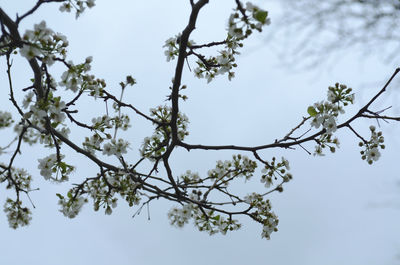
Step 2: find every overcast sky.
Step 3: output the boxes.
[1,1,400,265]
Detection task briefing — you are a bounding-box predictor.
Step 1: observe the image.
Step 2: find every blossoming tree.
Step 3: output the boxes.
[0,0,399,239]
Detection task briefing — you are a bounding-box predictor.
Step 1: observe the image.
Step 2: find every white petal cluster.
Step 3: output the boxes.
[194,49,237,83]
[168,204,194,227]
[58,57,105,97]
[261,212,279,239]
[59,57,92,92]
[282,157,290,170]
[4,198,32,229]
[59,0,96,18]
[163,35,196,62]
[37,154,58,180]
[163,36,179,62]
[58,196,88,218]
[20,21,68,65]
[141,106,189,160]
[310,101,340,134]
[102,138,129,156]
[113,114,131,131]
[168,204,241,236]
[48,99,66,124]
[309,83,354,138]
[0,167,31,191]
[193,2,271,83]
[19,45,41,61]
[117,174,141,207]
[244,193,278,239]
[140,134,163,160]
[360,125,385,164]
[0,111,13,129]
[260,172,273,188]
[83,134,103,153]
[207,155,256,183]
[227,2,270,39]
[180,170,201,184]
[365,147,380,162]
[260,156,292,188]
[92,115,113,129]
[37,154,73,182]
[86,175,133,214]
[25,96,67,127]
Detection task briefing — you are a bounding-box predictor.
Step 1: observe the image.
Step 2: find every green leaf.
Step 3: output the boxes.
[212,215,220,221]
[59,162,67,171]
[307,106,318,117]
[253,10,268,23]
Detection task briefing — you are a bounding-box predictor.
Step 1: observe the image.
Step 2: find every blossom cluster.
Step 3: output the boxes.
[102,138,130,156]
[308,83,354,134]
[92,115,113,131]
[244,193,279,239]
[180,170,201,185]
[163,34,196,62]
[81,172,141,215]
[82,133,104,154]
[140,105,189,160]
[85,176,117,214]
[327,83,355,105]
[140,134,165,160]
[168,204,241,235]
[56,193,88,218]
[22,91,71,146]
[164,2,270,83]
[260,157,292,188]
[193,47,238,83]
[193,209,241,235]
[227,2,271,40]
[3,198,32,229]
[112,113,131,131]
[359,125,385,164]
[115,173,141,207]
[314,133,340,156]
[0,165,32,193]
[192,2,270,83]
[309,101,343,134]
[307,83,353,155]
[83,114,130,155]
[59,56,106,98]
[20,21,68,65]
[0,111,13,129]
[207,155,257,186]
[163,36,178,62]
[37,154,74,182]
[59,0,96,18]
[168,204,193,227]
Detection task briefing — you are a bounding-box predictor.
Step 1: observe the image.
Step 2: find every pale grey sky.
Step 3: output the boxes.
[0,1,400,265]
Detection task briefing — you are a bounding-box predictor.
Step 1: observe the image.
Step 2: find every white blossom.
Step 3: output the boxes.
[58,196,87,218]
[102,138,129,156]
[0,111,13,128]
[19,44,41,60]
[37,154,58,180]
[281,157,290,170]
